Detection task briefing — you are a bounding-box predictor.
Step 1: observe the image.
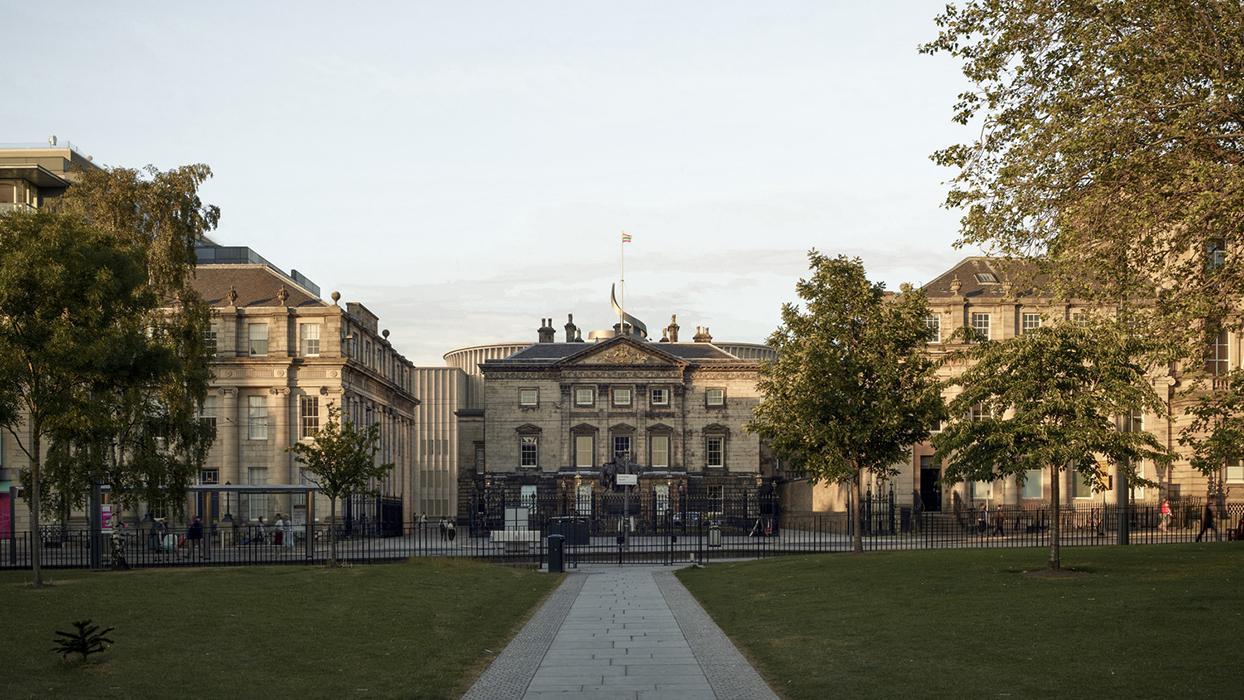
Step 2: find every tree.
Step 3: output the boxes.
[0,213,156,586]
[38,164,218,521]
[1179,368,1244,505]
[933,321,1170,570]
[748,252,945,553]
[289,403,393,566]
[923,1,1244,357]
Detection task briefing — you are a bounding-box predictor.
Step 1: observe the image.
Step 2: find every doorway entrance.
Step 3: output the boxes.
[920,455,942,512]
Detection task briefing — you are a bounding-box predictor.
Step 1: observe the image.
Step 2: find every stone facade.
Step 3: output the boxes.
[905,256,1238,513]
[458,333,768,519]
[192,248,419,525]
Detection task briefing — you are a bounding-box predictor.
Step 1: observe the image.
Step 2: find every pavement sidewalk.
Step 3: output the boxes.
[462,565,777,700]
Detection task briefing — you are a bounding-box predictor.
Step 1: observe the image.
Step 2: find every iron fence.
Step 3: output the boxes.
[2,496,1240,571]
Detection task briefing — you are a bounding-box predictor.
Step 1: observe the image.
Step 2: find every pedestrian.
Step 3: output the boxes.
[977,503,988,535]
[1159,497,1171,533]
[284,515,296,550]
[438,517,447,542]
[993,505,1006,536]
[1195,502,1219,542]
[186,516,204,559]
[256,515,268,545]
[273,513,285,547]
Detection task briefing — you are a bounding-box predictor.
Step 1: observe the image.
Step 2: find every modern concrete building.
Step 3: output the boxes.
[0,138,99,214]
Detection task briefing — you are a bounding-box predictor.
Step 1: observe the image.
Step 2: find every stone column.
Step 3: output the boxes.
[271,388,292,483]
[219,388,240,486]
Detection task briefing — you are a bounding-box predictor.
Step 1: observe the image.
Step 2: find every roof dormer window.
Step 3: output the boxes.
[974,272,999,284]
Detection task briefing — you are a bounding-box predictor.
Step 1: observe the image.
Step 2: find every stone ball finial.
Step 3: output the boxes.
[331,290,341,305]
[382,329,390,339]
[227,285,238,306]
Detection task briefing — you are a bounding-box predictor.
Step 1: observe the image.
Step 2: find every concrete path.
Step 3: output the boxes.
[463,565,777,700]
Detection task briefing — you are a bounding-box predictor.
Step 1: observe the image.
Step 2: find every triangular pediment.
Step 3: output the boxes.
[557,337,683,367]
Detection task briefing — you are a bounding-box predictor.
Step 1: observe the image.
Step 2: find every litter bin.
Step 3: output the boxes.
[547,534,565,573]
[708,522,722,548]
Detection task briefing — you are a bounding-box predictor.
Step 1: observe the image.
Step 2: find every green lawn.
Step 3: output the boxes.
[1,559,560,699]
[678,545,1244,699]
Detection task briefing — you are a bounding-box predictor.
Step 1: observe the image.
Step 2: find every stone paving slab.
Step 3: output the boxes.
[463,565,777,699]
[651,570,779,700]
[461,573,587,700]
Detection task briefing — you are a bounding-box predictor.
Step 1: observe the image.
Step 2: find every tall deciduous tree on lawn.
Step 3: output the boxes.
[923,1,1244,358]
[289,403,393,567]
[933,321,1170,570]
[748,252,944,554]
[37,164,219,522]
[0,213,156,587]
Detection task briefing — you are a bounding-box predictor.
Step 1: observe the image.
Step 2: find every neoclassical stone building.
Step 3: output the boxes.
[192,241,419,524]
[903,256,1238,513]
[452,314,776,521]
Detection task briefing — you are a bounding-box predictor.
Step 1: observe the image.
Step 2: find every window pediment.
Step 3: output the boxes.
[703,422,730,435]
[610,422,636,434]
[515,423,542,434]
[570,422,599,434]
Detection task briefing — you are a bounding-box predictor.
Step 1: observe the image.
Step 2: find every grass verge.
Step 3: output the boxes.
[677,545,1244,699]
[1,559,561,699]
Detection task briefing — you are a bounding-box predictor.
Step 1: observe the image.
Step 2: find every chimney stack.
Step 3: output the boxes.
[666,314,680,343]
[537,318,555,343]
[564,313,577,342]
[692,325,713,343]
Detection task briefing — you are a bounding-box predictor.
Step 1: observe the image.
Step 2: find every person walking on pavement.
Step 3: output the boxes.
[1196,502,1219,542]
[1159,497,1171,533]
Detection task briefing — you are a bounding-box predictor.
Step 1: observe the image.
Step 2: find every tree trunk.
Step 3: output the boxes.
[1048,464,1061,571]
[30,429,43,588]
[850,468,863,554]
[328,496,338,567]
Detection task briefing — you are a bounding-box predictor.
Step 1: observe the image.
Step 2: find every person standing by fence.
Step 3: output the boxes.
[185,516,204,560]
[1159,498,1171,533]
[993,506,1006,536]
[1196,503,1219,542]
[284,516,296,551]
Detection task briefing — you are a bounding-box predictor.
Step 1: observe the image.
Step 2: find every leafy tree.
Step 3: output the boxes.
[922,1,1244,357]
[1179,368,1244,501]
[0,213,156,586]
[38,164,218,520]
[289,403,393,566]
[933,321,1170,570]
[749,252,944,553]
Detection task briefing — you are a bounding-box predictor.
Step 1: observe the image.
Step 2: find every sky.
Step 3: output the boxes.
[5,1,980,365]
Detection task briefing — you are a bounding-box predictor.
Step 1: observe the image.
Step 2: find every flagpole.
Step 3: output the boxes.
[620,231,625,332]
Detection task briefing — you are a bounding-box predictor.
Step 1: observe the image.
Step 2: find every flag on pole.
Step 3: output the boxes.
[621,232,632,243]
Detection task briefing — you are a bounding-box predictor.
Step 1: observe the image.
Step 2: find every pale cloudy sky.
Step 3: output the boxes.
[5,1,980,364]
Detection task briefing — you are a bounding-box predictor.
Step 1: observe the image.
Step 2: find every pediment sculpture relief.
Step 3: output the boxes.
[578,344,665,366]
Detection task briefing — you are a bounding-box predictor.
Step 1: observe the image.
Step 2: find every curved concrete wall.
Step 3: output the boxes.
[443,343,530,409]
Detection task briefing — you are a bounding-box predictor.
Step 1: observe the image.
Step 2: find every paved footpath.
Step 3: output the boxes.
[463,565,777,700]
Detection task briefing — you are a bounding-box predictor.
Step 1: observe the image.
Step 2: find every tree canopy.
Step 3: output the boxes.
[0,213,168,584]
[748,251,944,553]
[1179,368,1244,493]
[923,1,1244,354]
[933,321,1170,569]
[289,403,393,566]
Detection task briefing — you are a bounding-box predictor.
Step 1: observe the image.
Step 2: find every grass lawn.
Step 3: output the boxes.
[0,559,560,699]
[678,545,1244,699]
